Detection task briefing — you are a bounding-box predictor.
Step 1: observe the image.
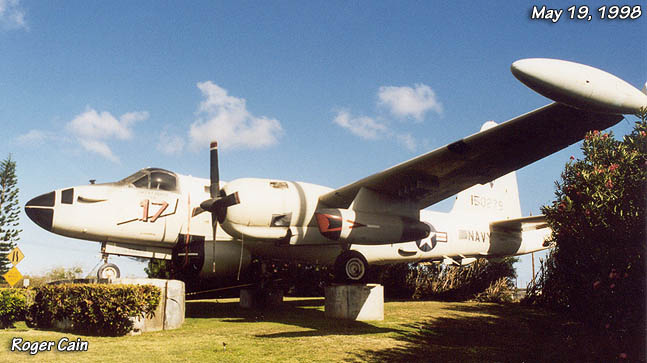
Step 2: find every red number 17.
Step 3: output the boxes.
[139,200,169,223]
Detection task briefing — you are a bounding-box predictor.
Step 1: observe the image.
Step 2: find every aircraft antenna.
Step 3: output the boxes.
[237,234,244,281]
[184,194,191,267]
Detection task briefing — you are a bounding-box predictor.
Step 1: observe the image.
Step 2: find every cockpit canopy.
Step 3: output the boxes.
[118,168,178,192]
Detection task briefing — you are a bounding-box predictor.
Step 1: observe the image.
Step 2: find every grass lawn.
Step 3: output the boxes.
[0,297,616,362]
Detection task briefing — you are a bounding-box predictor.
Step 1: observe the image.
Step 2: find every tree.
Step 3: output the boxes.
[525,110,646,360]
[145,259,172,279]
[0,155,21,275]
[44,265,84,281]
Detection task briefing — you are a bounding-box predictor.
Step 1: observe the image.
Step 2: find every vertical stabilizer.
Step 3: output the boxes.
[450,121,522,220]
[642,81,646,96]
[450,171,522,221]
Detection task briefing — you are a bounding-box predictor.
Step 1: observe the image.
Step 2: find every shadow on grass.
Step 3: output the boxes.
[347,303,622,363]
[186,298,398,338]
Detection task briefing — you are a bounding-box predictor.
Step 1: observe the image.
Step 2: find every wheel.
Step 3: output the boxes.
[97,263,120,279]
[334,251,368,283]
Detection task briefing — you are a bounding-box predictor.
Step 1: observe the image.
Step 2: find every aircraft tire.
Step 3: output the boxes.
[335,251,368,283]
[97,263,120,279]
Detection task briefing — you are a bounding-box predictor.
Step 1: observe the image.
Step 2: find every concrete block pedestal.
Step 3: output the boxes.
[116,278,185,334]
[325,284,384,321]
[50,278,185,335]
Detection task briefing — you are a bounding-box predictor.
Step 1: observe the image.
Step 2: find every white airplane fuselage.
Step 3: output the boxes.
[30,170,549,271]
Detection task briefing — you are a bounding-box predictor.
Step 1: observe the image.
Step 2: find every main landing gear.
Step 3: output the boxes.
[334,250,368,283]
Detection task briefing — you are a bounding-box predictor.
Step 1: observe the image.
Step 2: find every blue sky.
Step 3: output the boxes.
[1,1,645,286]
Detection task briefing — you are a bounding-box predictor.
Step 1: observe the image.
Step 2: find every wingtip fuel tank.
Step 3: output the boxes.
[511,58,647,115]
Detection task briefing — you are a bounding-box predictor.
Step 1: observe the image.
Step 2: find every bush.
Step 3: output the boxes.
[27,284,161,336]
[0,288,31,328]
[473,277,514,303]
[525,112,646,359]
[411,257,517,301]
[371,263,416,299]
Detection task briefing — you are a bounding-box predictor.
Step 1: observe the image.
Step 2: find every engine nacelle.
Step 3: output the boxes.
[218,177,330,241]
[315,208,430,245]
[172,236,252,280]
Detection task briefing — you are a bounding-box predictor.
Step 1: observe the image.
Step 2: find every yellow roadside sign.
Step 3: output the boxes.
[2,266,23,287]
[8,247,24,266]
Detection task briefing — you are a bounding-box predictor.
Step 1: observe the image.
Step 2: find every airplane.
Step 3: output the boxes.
[24,58,647,288]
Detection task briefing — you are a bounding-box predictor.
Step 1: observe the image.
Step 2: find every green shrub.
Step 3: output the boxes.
[410,257,517,301]
[473,277,514,303]
[27,284,161,336]
[0,288,30,328]
[525,112,646,360]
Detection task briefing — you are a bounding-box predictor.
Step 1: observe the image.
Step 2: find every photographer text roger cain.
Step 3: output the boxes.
[10,337,89,355]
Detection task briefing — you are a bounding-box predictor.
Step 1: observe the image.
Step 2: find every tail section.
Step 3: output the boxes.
[642,81,646,96]
[450,121,522,221]
[450,170,522,221]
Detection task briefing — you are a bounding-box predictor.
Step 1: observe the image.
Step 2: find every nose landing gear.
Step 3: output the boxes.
[97,245,121,279]
[97,262,120,279]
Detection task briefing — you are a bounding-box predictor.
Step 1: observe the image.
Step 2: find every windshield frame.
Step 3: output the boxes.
[117,168,179,192]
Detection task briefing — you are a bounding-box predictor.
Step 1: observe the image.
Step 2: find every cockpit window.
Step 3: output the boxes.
[118,168,178,192]
[150,171,177,191]
[133,176,149,189]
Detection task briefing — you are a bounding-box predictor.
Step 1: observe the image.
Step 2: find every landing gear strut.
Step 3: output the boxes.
[97,245,120,279]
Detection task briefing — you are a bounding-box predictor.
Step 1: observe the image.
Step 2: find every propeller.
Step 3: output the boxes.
[199,142,240,238]
[181,142,240,272]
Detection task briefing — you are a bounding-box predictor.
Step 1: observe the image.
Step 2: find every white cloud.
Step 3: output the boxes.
[189,81,282,150]
[0,0,27,30]
[333,83,442,151]
[157,130,185,155]
[79,139,118,163]
[14,129,48,145]
[332,110,419,152]
[333,110,388,140]
[396,133,417,152]
[378,84,443,121]
[66,107,148,162]
[67,108,147,140]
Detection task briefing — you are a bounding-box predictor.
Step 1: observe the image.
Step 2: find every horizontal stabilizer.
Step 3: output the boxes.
[485,215,551,256]
[490,215,548,232]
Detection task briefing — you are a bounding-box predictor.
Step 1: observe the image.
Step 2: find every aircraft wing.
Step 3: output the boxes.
[319,103,622,210]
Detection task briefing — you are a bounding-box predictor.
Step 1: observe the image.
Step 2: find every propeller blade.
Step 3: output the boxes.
[204,141,221,273]
[210,141,220,198]
[201,141,239,236]
[191,206,205,217]
[199,198,218,212]
[216,192,239,223]
[220,192,240,208]
[199,192,238,213]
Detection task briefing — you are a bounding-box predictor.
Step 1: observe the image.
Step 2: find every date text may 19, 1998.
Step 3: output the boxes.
[531,5,642,23]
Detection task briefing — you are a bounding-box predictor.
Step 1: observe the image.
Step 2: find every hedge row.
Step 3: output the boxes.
[0,288,33,328]
[27,284,161,336]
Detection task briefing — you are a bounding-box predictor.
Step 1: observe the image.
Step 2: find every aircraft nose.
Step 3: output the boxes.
[25,191,55,231]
